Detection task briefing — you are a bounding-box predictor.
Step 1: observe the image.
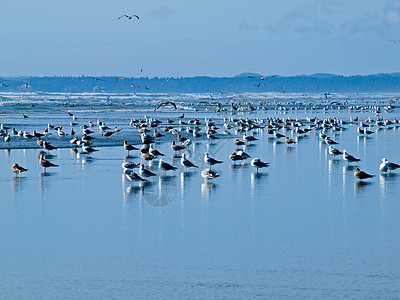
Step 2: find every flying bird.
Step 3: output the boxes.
[248,75,278,80]
[154,101,178,111]
[118,14,140,20]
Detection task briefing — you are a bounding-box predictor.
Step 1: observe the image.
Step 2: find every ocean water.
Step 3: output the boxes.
[0,92,400,299]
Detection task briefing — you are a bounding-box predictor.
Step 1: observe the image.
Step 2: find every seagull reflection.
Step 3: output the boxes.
[354,180,372,193]
[125,185,143,196]
[344,165,356,172]
[4,149,10,156]
[70,148,78,155]
[38,151,55,160]
[181,170,195,178]
[201,182,218,200]
[380,173,399,182]
[12,176,26,194]
[250,172,268,193]
[285,146,294,153]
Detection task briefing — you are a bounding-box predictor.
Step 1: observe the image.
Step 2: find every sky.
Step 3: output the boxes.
[1,0,400,77]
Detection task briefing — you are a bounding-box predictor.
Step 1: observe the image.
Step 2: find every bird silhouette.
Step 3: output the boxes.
[154,101,177,111]
[118,14,140,20]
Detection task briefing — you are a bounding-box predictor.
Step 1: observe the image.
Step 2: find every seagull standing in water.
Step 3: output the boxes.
[181,153,198,171]
[381,157,400,173]
[124,169,146,186]
[379,158,389,173]
[159,159,177,175]
[243,134,258,144]
[82,144,99,155]
[139,163,156,178]
[124,140,139,156]
[201,169,220,181]
[203,152,223,170]
[328,146,342,159]
[250,158,270,174]
[11,163,28,176]
[39,154,58,173]
[343,150,361,165]
[354,168,375,181]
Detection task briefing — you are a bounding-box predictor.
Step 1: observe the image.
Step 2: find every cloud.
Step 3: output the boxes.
[340,13,383,35]
[238,20,260,31]
[266,0,400,37]
[265,0,342,37]
[150,7,174,19]
[384,1,400,24]
[340,1,400,35]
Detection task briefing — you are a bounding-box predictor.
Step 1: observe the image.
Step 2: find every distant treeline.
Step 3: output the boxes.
[1,73,400,93]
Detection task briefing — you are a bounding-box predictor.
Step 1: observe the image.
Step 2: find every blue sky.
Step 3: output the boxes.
[1,0,400,77]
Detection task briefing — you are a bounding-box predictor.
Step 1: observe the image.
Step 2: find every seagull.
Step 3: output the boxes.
[141,152,155,162]
[141,133,154,144]
[354,168,375,180]
[203,152,223,170]
[325,136,338,145]
[122,161,139,170]
[229,152,245,164]
[180,153,198,170]
[233,138,245,147]
[124,169,146,186]
[159,159,177,175]
[285,137,296,144]
[328,146,342,158]
[11,163,28,176]
[154,101,177,111]
[102,131,115,137]
[124,140,139,156]
[273,131,285,139]
[250,158,270,174]
[39,154,58,173]
[149,144,164,157]
[171,141,185,151]
[82,144,99,155]
[343,150,361,165]
[381,158,400,172]
[201,169,220,180]
[118,14,140,20]
[236,149,250,159]
[153,129,164,138]
[243,134,258,144]
[43,141,57,152]
[379,158,389,173]
[139,163,156,177]
[248,74,278,80]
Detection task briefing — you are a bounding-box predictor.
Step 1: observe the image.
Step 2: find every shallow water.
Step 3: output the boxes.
[1,92,400,299]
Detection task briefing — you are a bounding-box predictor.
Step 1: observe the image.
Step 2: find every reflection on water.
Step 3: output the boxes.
[229,162,246,171]
[344,165,356,172]
[11,176,26,195]
[379,173,399,198]
[201,181,218,203]
[354,180,373,195]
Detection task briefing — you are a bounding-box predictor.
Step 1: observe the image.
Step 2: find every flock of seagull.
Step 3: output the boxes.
[3,108,400,188]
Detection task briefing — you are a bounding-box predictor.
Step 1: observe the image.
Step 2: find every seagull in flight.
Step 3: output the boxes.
[118,14,140,20]
[248,75,278,80]
[154,101,177,111]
